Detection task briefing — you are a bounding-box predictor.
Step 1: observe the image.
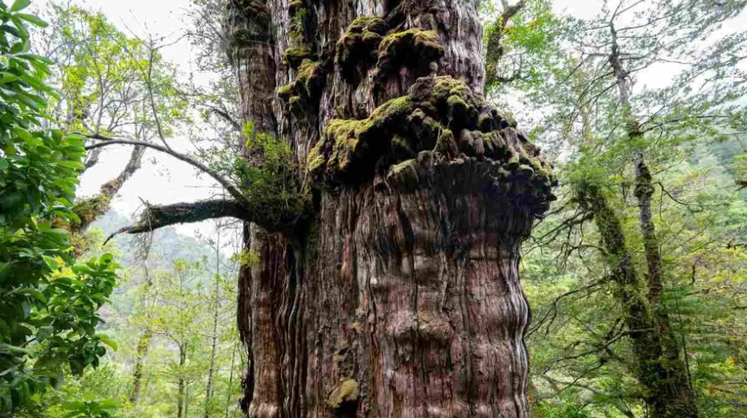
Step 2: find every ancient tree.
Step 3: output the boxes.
[106,0,556,416]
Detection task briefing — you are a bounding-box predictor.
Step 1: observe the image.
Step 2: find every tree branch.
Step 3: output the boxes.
[83,135,246,204]
[106,199,253,244]
[485,0,527,88]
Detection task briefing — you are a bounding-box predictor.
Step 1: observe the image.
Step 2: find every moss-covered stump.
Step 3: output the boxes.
[308,75,556,214]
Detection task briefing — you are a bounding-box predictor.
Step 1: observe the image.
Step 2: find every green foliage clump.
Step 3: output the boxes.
[233,122,307,228]
[60,398,119,418]
[0,1,119,413]
[289,3,307,40]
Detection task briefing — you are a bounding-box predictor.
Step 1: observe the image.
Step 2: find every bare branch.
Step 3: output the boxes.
[83,135,245,204]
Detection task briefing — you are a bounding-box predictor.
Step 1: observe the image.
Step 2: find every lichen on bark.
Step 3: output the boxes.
[327,379,360,409]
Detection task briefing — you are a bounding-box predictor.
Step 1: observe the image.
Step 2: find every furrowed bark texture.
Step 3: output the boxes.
[228,1,555,416]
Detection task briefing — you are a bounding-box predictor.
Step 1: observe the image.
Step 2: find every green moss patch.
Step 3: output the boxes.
[73,193,111,232]
[327,379,359,410]
[335,16,387,81]
[282,46,316,69]
[277,59,325,113]
[374,29,444,81]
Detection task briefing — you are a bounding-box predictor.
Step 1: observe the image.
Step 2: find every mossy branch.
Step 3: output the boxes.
[104,199,263,244]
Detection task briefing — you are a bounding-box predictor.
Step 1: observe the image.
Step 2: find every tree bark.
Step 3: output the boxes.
[227,1,555,417]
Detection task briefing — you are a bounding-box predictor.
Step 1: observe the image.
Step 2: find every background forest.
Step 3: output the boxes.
[0,0,745,417]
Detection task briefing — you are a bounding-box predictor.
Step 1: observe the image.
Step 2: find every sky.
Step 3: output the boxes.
[30,0,745,240]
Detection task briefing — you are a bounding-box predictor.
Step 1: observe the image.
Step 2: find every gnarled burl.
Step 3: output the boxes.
[228,0,556,417]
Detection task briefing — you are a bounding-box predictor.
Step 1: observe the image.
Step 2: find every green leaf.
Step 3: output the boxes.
[0,344,32,356]
[98,335,117,351]
[42,255,60,270]
[96,399,119,409]
[1,72,19,83]
[1,24,21,38]
[64,133,88,142]
[10,0,30,12]
[15,13,47,28]
[10,16,28,39]
[17,288,46,303]
[58,160,85,170]
[63,401,86,411]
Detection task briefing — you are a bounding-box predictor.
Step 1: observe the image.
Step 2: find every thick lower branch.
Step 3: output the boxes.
[111,199,253,238]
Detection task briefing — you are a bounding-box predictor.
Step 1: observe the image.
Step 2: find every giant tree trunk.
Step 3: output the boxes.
[228,1,555,417]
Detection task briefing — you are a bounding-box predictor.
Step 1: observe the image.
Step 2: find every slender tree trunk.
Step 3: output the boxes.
[577,182,697,418]
[131,266,155,406]
[205,224,224,418]
[226,343,238,418]
[178,344,188,418]
[187,382,192,418]
[228,1,555,417]
[130,330,153,405]
[607,31,698,416]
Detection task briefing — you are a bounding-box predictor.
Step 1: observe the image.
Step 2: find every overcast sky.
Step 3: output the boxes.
[30,0,745,240]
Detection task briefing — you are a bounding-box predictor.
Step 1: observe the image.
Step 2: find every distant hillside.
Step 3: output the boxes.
[92,210,231,271]
[91,210,238,324]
